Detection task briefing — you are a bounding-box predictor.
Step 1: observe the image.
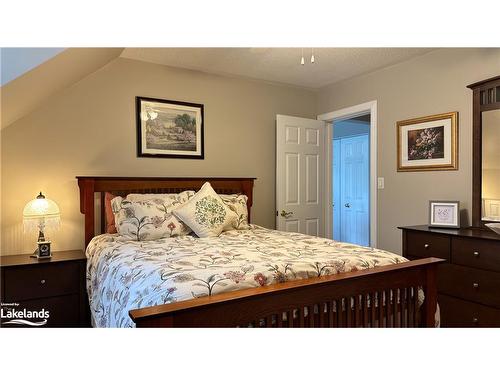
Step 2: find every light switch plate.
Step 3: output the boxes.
[377,177,385,189]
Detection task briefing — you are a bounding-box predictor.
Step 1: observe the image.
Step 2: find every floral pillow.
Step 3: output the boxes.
[126,191,195,203]
[219,194,250,230]
[172,182,238,238]
[111,196,192,241]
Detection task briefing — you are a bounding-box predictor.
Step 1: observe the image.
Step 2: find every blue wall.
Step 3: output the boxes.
[333,119,370,139]
[1,48,64,85]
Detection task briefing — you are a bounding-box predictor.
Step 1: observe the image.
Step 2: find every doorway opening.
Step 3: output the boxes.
[333,115,370,246]
[317,100,377,247]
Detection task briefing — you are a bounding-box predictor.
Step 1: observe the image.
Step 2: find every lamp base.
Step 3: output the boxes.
[30,253,52,259]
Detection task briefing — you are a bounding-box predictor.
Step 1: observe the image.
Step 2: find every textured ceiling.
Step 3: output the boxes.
[121,48,435,89]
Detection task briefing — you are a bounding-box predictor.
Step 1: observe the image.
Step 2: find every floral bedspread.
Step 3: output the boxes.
[86,225,408,328]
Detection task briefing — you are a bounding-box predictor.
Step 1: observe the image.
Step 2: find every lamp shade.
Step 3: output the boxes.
[23,192,60,232]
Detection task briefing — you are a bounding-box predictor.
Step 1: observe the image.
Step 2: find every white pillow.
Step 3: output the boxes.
[219,194,250,230]
[172,182,238,238]
[111,196,192,241]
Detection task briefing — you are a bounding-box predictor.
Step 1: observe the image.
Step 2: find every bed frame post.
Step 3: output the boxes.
[78,177,95,248]
[243,179,254,222]
[422,261,438,327]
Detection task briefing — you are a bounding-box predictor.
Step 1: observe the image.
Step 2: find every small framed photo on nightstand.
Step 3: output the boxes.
[429,200,460,228]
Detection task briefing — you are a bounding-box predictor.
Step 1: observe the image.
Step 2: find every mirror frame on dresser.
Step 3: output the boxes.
[467,75,500,228]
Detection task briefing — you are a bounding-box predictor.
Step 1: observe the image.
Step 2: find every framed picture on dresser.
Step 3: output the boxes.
[429,200,460,228]
[136,96,204,159]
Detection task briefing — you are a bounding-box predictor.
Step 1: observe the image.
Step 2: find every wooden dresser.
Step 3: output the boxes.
[400,225,500,327]
[0,250,90,327]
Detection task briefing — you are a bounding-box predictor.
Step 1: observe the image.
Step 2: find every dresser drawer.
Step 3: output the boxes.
[3,262,80,301]
[439,294,500,327]
[438,264,500,308]
[405,231,450,260]
[451,237,500,272]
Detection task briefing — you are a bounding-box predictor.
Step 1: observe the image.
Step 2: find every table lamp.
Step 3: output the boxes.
[23,192,60,258]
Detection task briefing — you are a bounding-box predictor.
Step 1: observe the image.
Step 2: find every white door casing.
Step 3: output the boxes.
[318,100,377,247]
[333,139,341,240]
[276,115,325,236]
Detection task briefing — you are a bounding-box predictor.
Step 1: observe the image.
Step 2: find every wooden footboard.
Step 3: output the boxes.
[129,257,444,328]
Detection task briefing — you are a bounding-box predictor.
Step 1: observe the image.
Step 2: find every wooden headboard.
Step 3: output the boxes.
[77,176,256,247]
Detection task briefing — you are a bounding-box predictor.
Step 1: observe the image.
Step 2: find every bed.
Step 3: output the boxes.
[78,176,443,328]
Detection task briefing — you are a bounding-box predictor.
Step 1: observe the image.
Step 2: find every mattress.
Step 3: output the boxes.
[86,225,410,327]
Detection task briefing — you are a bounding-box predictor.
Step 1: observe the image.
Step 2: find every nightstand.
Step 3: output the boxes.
[0,250,90,327]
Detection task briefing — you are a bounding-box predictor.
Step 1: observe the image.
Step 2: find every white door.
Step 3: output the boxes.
[276,114,325,236]
[339,134,370,246]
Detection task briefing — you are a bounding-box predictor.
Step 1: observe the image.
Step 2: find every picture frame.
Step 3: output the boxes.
[136,96,204,159]
[429,200,460,228]
[482,198,500,222]
[397,112,458,172]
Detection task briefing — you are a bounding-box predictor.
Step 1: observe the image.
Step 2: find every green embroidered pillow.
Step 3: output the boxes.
[172,182,238,237]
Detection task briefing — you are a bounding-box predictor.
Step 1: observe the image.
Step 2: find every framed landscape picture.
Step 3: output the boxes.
[136,96,204,159]
[397,112,458,171]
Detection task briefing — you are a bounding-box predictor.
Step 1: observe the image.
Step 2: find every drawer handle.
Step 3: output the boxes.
[40,279,46,285]
[472,317,479,324]
[473,282,479,289]
[424,243,430,249]
[473,251,480,257]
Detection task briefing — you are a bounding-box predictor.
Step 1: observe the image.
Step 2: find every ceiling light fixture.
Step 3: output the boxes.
[300,48,316,65]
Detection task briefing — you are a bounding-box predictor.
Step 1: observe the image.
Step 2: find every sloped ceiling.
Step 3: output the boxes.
[1,48,123,129]
[2,47,436,129]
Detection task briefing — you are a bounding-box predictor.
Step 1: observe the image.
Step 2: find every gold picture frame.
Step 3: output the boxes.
[397,111,458,172]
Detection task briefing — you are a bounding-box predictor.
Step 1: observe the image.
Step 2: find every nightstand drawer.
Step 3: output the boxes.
[4,262,80,301]
[439,294,500,327]
[452,237,500,272]
[438,264,500,308]
[406,231,450,260]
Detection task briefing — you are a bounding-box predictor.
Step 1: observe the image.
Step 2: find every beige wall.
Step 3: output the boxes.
[3,48,499,257]
[1,57,317,255]
[317,48,500,254]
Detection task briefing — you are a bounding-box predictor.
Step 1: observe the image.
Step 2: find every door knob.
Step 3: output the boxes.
[280,210,293,218]
[344,203,351,208]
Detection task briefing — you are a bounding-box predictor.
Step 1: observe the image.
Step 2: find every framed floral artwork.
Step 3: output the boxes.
[429,200,460,228]
[136,96,204,159]
[397,112,458,171]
